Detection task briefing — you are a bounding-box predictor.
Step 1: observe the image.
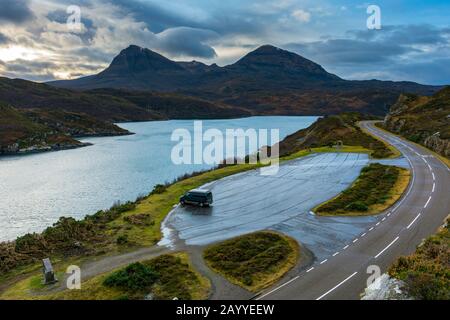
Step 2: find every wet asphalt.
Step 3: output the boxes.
[162,151,409,261]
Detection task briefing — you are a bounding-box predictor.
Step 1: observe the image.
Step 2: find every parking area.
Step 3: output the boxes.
[161,152,409,260]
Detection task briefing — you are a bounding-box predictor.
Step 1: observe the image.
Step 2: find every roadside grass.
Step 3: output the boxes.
[389,217,450,300]
[203,231,299,292]
[0,252,210,300]
[314,163,410,216]
[359,121,402,159]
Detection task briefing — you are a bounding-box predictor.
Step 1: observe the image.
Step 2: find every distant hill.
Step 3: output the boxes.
[49,44,442,116]
[0,105,130,155]
[0,77,250,122]
[382,87,450,158]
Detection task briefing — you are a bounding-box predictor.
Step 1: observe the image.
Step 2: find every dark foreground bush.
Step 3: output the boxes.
[103,254,203,300]
[316,163,400,214]
[0,201,137,275]
[104,262,159,291]
[389,220,450,300]
[203,231,297,291]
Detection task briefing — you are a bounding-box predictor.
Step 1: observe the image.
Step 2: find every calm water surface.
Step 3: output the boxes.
[0,116,317,241]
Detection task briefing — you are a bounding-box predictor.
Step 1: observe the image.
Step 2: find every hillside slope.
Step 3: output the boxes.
[0,77,250,122]
[278,113,394,158]
[382,87,450,158]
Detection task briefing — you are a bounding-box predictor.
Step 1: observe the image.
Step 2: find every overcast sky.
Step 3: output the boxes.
[0,0,449,85]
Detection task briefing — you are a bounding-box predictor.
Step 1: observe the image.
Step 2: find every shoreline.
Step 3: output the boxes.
[0,131,134,158]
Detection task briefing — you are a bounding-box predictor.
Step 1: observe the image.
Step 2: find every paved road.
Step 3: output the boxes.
[256,121,450,300]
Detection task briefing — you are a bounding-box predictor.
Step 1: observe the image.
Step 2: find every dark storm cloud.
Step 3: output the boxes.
[0,0,34,24]
[4,59,57,73]
[72,47,112,64]
[285,25,450,85]
[156,27,218,58]
[288,25,450,65]
[0,33,11,44]
[109,0,198,33]
[349,24,449,46]
[109,0,264,37]
[287,39,411,64]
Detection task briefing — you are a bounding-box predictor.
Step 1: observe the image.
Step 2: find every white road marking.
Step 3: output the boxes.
[369,227,374,231]
[353,238,358,243]
[316,272,358,300]
[387,212,391,217]
[375,236,400,259]
[424,196,432,208]
[306,267,314,273]
[407,213,421,229]
[320,259,328,264]
[382,217,386,222]
[343,245,349,250]
[361,233,366,237]
[255,275,300,300]
[432,172,435,181]
[376,222,380,226]
[332,252,339,257]
[432,183,435,193]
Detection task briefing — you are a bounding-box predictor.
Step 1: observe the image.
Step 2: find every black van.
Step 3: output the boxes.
[180,189,213,207]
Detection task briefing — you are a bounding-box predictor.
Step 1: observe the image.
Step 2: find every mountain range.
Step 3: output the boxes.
[49,44,442,116]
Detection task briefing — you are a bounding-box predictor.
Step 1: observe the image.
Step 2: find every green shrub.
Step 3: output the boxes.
[150,184,167,195]
[116,235,128,245]
[389,221,449,300]
[102,254,203,300]
[346,201,369,211]
[316,163,401,214]
[103,262,159,291]
[203,232,296,290]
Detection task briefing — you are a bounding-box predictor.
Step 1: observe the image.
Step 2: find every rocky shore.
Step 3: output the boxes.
[0,105,133,157]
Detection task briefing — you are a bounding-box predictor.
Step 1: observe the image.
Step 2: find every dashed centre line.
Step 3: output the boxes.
[407,213,421,229]
[316,272,358,300]
[424,196,432,208]
[374,236,400,259]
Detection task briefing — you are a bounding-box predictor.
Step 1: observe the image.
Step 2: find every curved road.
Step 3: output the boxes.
[256,121,450,300]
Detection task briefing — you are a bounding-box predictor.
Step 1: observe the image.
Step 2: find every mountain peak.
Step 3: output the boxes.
[252,44,283,52]
[232,44,339,80]
[105,45,182,75]
[122,44,145,52]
